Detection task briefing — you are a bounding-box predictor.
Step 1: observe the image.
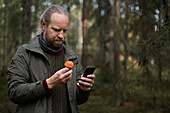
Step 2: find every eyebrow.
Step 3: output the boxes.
[52,26,68,29]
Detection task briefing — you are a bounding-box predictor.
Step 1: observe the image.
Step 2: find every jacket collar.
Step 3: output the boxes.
[26,34,43,54]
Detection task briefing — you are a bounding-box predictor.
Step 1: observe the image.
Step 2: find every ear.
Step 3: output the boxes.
[41,20,46,31]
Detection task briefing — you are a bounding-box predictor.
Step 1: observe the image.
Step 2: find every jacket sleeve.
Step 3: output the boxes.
[8,46,47,104]
[75,59,90,105]
[76,86,90,105]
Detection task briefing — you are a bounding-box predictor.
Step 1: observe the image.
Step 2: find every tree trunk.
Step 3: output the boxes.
[22,0,32,44]
[81,0,89,68]
[156,0,169,82]
[109,36,114,69]
[110,0,121,107]
[99,28,106,67]
[2,0,9,76]
[97,0,106,67]
[33,0,39,33]
[162,0,170,49]
[162,0,169,24]
[138,0,155,80]
[109,0,114,69]
[122,1,129,100]
[157,50,162,82]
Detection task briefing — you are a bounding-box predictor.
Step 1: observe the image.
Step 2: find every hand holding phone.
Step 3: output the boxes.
[77,66,96,91]
[83,66,96,77]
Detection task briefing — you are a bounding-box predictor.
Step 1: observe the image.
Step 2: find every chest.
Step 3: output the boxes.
[45,53,65,75]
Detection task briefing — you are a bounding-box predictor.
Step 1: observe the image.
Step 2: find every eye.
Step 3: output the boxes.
[52,28,67,33]
[63,29,67,32]
[56,29,62,32]
[52,28,61,32]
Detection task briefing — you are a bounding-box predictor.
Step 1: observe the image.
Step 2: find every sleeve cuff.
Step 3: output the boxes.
[78,85,84,92]
[42,79,52,94]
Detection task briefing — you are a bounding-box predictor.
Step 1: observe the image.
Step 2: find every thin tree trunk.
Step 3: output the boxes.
[2,0,8,76]
[157,50,162,82]
[82,0,89,68]
[97,1,106,67]
[109,37,114,69]
[99,28,106,66]
[109,0,114,69]
[162,0,170,45]
[123,1,129,100]
[162,0,169,24]
[111,0,121,107]
[33,0,39,33]
[22,0,32,44]
[157,5,162,82]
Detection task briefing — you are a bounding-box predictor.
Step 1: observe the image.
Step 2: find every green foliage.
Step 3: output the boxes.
[138,23,170,66]
[78,72,170,113]
[126,78,170,113]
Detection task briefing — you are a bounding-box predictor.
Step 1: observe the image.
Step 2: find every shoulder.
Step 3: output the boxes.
[11,44,29,61]
[15,35,40,53]
[12,35,40,60]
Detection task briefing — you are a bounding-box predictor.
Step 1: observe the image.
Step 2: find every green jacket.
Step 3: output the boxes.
[8,35,90,113]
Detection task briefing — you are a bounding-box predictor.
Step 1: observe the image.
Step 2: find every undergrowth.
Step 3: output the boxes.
[0,75,169,113]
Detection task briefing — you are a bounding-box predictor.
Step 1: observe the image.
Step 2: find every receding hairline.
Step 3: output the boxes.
[40,5,70,25]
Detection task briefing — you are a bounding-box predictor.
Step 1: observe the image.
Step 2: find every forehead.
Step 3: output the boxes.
[49,13,69,28]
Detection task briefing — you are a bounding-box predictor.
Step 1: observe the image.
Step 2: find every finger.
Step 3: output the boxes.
[81,77,94,84]
[63,74,72,83]
[77,82,92,91]
[77,82,80,86]
[87,74,95,79]
[78,80,93,87]
[57,68,70,75]
[61,69,72,78]
[79,84,92,91]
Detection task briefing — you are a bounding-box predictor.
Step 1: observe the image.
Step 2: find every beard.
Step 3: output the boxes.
[44,29,64,48]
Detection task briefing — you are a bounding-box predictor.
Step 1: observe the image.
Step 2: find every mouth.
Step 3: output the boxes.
[54,40,63,44]
[55,39,62,42]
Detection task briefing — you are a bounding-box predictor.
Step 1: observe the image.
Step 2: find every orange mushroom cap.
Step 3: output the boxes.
[64,61,74,68]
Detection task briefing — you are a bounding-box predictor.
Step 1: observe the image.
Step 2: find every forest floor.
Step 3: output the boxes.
[0,76,169,113]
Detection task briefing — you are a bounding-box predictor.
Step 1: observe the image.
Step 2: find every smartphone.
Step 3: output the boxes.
[83,66,96,77]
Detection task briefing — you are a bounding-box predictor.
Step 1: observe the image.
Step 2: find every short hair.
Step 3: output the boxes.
[40,5,70,26]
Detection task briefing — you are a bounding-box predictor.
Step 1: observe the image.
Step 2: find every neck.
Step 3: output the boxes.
[39,32,64,56]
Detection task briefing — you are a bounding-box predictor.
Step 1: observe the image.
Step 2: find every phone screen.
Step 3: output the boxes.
[83,66,96,77]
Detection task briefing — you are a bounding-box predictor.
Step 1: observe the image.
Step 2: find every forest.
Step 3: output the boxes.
[0,0,170,113]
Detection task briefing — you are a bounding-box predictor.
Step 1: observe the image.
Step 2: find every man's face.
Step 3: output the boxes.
[42,13,69,48]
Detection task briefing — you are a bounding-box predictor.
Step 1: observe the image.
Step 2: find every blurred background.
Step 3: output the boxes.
[0,0,170,113]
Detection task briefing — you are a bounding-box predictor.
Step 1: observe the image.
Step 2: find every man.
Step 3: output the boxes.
[8,5,95,113]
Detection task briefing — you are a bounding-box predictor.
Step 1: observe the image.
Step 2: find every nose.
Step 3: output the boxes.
[58,30,64,39]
